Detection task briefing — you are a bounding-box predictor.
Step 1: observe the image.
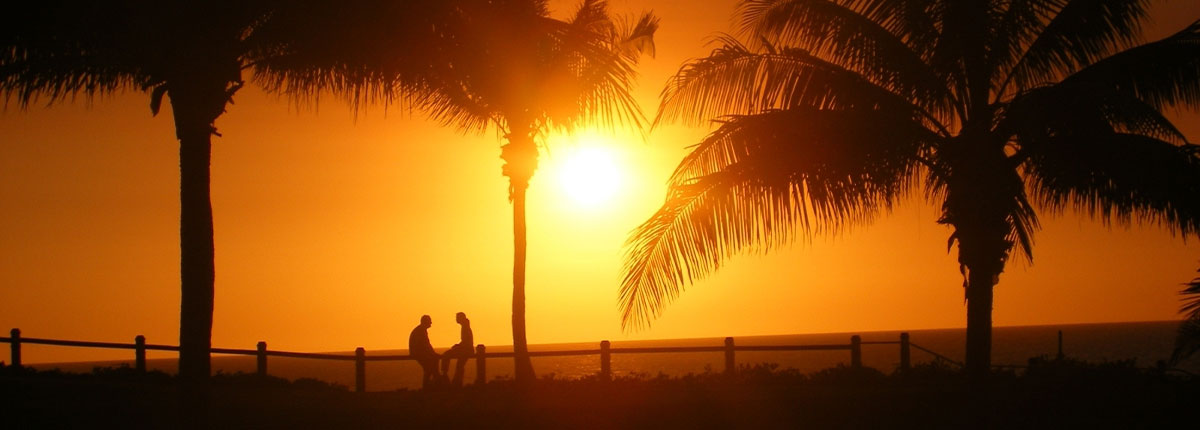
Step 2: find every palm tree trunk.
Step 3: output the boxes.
[177,127,215,382]
[171,97,216,383]
[169,87,219,429]
[965,268,994,378]
[946,138,1015,381]
[511,183,535,383]
[501,125,538,384]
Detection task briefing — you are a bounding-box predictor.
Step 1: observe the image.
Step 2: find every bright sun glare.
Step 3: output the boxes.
[554,135,624,208]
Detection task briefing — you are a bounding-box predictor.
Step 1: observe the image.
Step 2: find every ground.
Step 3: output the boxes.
[2,359,1197,429]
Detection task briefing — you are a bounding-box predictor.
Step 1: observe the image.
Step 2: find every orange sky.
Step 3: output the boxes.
[3,0,1200,364]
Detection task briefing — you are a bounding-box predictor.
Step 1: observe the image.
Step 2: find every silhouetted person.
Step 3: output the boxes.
[441,312,475,386]
[409,315,440,389]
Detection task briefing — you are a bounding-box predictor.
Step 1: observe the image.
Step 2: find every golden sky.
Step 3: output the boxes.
[3,0,1200,363]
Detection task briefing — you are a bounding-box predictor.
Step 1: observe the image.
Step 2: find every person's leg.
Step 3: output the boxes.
[420,360,437,389]
[453,358,467,386]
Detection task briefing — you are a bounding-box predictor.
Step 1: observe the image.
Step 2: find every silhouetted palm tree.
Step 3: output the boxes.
[622,0,1200,377]
[1,0,446,383]
[1171,270,1200,364]
[416,0,656,383]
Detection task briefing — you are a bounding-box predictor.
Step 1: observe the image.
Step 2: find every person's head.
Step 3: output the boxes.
[420,315,432,327]
[456,312,467,324]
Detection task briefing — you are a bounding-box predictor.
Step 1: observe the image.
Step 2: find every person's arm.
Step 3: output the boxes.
[424,335,438,357]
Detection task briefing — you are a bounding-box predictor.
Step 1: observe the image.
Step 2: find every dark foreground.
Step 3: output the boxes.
[3,358,1197,429]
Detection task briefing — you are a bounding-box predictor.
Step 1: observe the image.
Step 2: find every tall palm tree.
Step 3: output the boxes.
[416,0,657,383]
[0,0,446,382]
[622,0,1200,377]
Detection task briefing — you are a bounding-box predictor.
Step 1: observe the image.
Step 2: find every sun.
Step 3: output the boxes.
[553,136,624,209]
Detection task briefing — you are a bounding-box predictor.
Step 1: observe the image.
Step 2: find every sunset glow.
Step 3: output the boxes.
[551,135,625,209]
[1,0,1199,368]
[8,0,1200,425]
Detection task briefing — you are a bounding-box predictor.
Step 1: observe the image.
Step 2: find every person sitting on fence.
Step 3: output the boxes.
[440,311,475,386]
[409,314,440,389]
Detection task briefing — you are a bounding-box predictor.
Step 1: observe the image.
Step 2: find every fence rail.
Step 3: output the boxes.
[908,342,964,368]
[2,328,941,392]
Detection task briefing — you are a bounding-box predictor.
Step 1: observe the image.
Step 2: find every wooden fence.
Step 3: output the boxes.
[2,328,942,392]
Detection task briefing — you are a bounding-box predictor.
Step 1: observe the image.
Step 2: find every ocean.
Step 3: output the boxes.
[27,320,1194,392]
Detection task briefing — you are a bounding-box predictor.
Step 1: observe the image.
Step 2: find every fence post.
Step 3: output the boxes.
[850,335,862,368]
[135,335,146,372]
[257,341,268,377]
[724,337,735,375]
[475,345,486,385]
[10,328,20,367]
[355,347,366,393]
[600,340,611,380]
[899,332,910,371]
[1056,330,1064,360]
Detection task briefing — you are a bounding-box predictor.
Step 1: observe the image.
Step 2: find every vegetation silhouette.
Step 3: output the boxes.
[408,0,657,383]
[622,0,1200,378]
[0,0,461,418]
[3,359,1196,428]
[1,0,463,373]
[1171,269,1200,364]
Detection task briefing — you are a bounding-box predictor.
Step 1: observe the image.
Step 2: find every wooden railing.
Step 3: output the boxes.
[2,328,937,392]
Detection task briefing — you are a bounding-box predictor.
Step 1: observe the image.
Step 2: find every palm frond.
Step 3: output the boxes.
[403,0,654,138]
[541,2,655,133]
[1182,270,1200,320]
[835,0,943,56]
[1024,132,1200,236]
[1171,272,1200,364]
[1170,316,1200,365]
[1002,0,1151,92]
[620,13,659,59]
[1,1,159,106]
[655,39,940,130]
[736,0,950,114]
[1056,20,1200,111]
[989,0,1067,92]
[741,0,941,52]
[620,107,930,330]
[250,0,465,112]
[1001,84,1189,146]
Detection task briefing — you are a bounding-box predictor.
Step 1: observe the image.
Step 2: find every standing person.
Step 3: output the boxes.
[408,315,440,389]
[441,312,474,386]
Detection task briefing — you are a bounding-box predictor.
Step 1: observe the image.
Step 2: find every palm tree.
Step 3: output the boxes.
[0,0,447,382]
[415,0,657,382]
[1171,270,1200,364]
[621,0,1200,377]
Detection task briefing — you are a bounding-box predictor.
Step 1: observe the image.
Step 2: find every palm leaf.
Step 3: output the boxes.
[542,3,655,133]
[1171,271,1200,364]
[990,0,1068,91]
[656,39,941,130]
[621,107,930,330]
[1001,84,1189,146]
[1002,0,1151,92]
[405,0,654,137]
[1170,316,1200,365]
[736,0,950,114]
[249,0,461,111]
[1,0,155,105]
[1023,132,1200,236]
[1057,20,1200,111]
